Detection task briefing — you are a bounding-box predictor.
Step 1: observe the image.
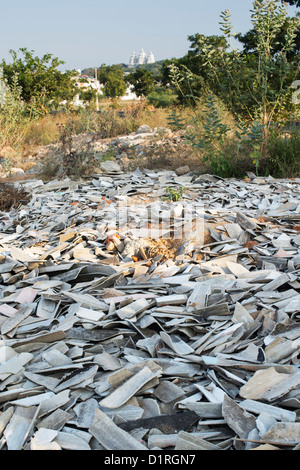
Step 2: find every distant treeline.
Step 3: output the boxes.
[82,60,164,78]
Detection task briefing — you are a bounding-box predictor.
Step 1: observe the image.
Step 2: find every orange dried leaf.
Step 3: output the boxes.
[243,241,259,249]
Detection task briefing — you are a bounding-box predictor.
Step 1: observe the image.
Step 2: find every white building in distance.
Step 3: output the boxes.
[129,49,155,67]
[71,69,140,104]
[70,69,103,108]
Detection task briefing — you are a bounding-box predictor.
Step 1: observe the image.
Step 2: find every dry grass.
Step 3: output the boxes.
[138,106,169,129]
[23,112,70,148]
[136,139,210,173]
[147,237,188,260]
[0,183,31,211]
[23,101,170,150]
[10,97,237,177]
[0,173,38,184]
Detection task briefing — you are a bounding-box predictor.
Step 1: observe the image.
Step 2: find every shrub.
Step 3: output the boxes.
[186,94,265,178]
[265,127,300,177]
[0,183,31,211]
[147,87,177,108]
[1,48,77,113]
[0,75,37,152]
[24,113,63,147]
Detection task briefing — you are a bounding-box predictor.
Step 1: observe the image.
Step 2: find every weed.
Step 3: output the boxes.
[96,149,116,162]
[266,128,300,177]
[62,123,98,178]
[187,95,264,178]
[0,183,31,211]
[164,186,185,202]
[0,157,12,176]
[166,110,187,131]
[0,75,37,152]
[40,121,98,179]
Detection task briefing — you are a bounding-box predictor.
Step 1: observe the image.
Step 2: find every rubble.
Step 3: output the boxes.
[25,125,192,177]
[0,167,300,451]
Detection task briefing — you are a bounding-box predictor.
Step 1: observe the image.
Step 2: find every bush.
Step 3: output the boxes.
[0,183,31,211]
[185,95,265,178]
[1,48,77,113]
[265,127,300,177]
[0,75,37,152]
[147,87,177,108]
[24,113,63,147]
[21,102,169,153]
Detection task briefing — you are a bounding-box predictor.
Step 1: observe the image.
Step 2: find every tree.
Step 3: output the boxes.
[282,0,300,7]
[236,18,300,59]
[104,74,126,100]
[126,68,155,97]
[97,64,126,100]
[97,64,123,85]
[170,1,299,129]
[167,0,300,176]
[1,48,77,112]
[161,35,227,105]
[79,87,99,108]
[219,2,300,130]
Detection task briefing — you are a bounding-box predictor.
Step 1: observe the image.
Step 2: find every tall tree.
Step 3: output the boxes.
[282,0,300,7]
[1,48,77,111]
[97,64,126,99]
[237,17,300,59]
[161,35,227,105]
[126,69,155,97]
[170,1,299,129]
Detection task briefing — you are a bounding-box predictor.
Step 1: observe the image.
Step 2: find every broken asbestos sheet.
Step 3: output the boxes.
[0,170,300,450]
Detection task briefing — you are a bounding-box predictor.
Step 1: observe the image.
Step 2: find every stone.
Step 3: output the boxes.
[100,161,121,173]
[9,167,25,175]
[136,124,152,134]
[0,146,17,158]
[175,165,190,176]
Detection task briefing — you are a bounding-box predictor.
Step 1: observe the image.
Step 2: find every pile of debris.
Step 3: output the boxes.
[0,167,300,450]
[23,124,191,177]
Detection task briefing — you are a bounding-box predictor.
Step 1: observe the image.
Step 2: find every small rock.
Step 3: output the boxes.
[154,127,173,136]
[136,124,153,134]
[252,178,266,184]
[100,161,121,173]
[31,162,45,173]
[175,166,190,176]
[10,167,25,175]
[106,241,116,251]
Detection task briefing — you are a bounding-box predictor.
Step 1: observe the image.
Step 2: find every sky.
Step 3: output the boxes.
[0,0,298,71]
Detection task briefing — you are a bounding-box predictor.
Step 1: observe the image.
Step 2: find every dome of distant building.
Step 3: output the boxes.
[129,52,136,67]
[128,49,155,66]
[137,48,146,65]
[147,52,155,64]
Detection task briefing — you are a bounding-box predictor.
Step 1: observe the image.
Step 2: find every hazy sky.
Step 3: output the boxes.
[0,0,297,71]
